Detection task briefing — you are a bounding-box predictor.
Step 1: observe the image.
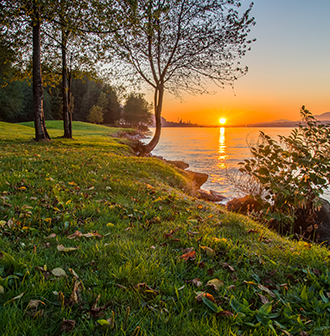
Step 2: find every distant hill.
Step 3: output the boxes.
[246,120,298,128]
[245,111,330,127]
[314,112,330,120]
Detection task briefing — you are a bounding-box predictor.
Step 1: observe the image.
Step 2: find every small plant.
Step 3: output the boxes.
[238,106,330,233]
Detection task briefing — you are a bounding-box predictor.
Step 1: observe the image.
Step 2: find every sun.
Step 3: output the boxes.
[219,118,226,125]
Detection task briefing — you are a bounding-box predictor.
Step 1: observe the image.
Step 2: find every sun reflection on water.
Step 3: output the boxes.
[218,127,228,169]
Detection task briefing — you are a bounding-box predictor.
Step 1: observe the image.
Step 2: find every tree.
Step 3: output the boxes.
[114,0,255,155]
[0,0,53,140]
[99,85,121,125]
[0,40,25,121]
[44,0,103,138]
[123,93,153,128]
[87,105,103,124]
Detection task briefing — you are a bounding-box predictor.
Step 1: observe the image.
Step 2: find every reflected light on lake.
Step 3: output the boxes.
[144,127,302,199]
[217,127,228,169]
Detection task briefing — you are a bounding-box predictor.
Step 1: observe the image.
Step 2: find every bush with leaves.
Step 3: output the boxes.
[87,105,103,124]
[238,106,330,233]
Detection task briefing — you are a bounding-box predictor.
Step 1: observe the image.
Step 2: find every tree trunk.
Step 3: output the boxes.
[61,28,72,138]
[138,86,163,156]
[68,70,73,134]
[32,5,50,141]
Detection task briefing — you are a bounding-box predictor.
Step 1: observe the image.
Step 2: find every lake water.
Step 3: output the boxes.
[143,127,330,201]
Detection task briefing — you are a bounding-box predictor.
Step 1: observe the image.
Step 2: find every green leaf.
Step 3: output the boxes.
[201,295,219,313]
[258,302,272,316]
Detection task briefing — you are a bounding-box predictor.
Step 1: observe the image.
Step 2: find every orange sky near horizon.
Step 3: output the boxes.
[146,0,330,126]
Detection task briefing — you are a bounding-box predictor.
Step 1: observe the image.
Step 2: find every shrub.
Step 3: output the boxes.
[238,106,330,233]
[87,105,103,124]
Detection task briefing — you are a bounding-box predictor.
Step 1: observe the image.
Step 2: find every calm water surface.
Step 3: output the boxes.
[143,127,330,200]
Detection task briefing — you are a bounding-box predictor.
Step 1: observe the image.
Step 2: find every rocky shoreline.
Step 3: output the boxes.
[115,129,330,246]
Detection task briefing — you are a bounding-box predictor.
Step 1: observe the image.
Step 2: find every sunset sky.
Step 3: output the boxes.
[147,0,330,126]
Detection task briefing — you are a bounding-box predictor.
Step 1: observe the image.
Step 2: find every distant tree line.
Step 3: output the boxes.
[0,41,152,128]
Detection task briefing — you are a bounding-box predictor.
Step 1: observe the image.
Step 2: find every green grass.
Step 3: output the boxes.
[0,121,330,335]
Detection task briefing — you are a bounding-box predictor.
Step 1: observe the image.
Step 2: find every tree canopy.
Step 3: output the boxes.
[114,0,255,155]
[123,93,153,128]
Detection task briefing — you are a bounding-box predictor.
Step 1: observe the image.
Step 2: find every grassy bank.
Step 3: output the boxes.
[0,121,330,336]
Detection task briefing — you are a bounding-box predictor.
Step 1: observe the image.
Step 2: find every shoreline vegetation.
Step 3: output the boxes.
[1,120,330,335]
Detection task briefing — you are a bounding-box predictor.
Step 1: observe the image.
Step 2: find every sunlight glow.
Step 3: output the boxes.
[217,127,228,169]
[219,118,226,125]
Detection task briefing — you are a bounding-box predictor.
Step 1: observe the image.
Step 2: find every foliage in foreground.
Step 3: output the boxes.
[0,121,330,336]
[238,107,330,234]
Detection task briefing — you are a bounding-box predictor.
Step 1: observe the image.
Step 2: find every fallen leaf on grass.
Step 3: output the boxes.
[134,283,159,296]
[257,293,269,304]
[267,270,277,276]
[81,232,102,238]
[206,279,224,291]
[182,247,194,254]
[192,278,203,287]
[186,231,199,236]
[244,281,257,286]
[221,262,235,272]
[4,292,24,306]
[0,285,4,294]
[231,274,238,282]
[258,284,276,298]
[179,250,196,261]
[69,268,79,278]
[247,229,259,233]
[216,310,234,317]
[36,266,51,280]
[199,245,215,257]
[97,316,115,329]
[67,231,82,239]
[163,228,179,239]
[300,332,309,336]
[51,268,67,277]
[70,281,83,305]
[207,267,215,276]
[27,300,45,310]
[0,220,6,228]
[195,292,215,303]
[195,292,219,312]
[57,245,78,252]
[116,284,127,290]
[61,319,76,333]
[45,233,56,239]
[197,261,205,268]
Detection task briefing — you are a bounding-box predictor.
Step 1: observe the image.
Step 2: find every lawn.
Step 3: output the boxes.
[0,121,329,336]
